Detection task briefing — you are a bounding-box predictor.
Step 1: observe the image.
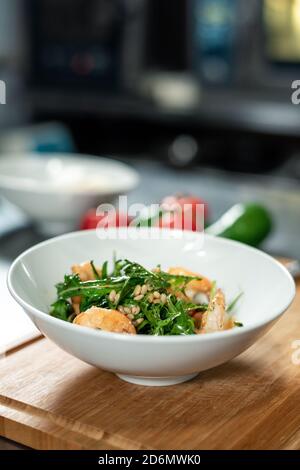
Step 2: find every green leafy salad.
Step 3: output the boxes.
[50,257,242,336]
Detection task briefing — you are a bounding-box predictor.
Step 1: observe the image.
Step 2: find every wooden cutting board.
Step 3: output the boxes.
[0,280,300,450]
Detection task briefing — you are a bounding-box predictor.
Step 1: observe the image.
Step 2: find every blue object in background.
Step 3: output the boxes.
[192,0,238,85]
[0,122,76,154]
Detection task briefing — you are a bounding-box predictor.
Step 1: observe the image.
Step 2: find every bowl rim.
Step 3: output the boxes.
[7,228,296,343]
[0,154,140,195]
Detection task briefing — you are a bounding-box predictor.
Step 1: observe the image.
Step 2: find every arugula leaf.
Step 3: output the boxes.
[186,302,208,312]
[227,292,243,313]
[166,298,195,335]
[57,277,127,299]
[210,280,217,299]
[80,294,110,312]
[90,260,101,279]
[56,274,81,297]
[50,299,73,321]
[112,258,126,277]
[138,296,195,336]
[101,260,108,279]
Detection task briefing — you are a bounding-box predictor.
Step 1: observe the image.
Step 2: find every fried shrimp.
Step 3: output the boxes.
[168,266,212,303]
[72,261,101,281]
[200,289,232,333]
[73,306,136,334]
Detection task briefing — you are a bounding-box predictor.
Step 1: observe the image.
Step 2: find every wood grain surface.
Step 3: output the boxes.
[0,281,299,450]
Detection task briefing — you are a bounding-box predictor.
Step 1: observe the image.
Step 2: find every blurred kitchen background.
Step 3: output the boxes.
[1,0,300,265]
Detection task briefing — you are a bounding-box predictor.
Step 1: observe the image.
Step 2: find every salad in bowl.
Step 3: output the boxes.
[51,258,242,336]
[7,228,295,386]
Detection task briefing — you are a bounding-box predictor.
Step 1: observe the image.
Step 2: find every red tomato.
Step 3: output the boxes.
[80,209,132,230]
[160,195,208,231]
[158,207,204,231]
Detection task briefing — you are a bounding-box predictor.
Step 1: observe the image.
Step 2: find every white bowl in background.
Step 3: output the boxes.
[0,154,139,234]
[7,228,295,386]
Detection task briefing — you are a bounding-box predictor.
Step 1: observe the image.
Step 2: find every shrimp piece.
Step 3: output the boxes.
[168,267,212,303]
[73,306,136,334]
[71,295,81,315]
[72,261,101,282]
[72,302,81,316]
[71,262,101,314]
[200,288,231,333]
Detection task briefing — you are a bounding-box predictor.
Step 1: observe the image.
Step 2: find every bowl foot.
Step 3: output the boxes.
[116,373,198,386]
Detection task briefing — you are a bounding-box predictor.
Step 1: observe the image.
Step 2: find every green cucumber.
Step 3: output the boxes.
[206,203,272,247]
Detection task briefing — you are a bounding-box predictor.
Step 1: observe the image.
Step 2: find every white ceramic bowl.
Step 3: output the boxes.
[8,228,295,386]
[0,154,139,234]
